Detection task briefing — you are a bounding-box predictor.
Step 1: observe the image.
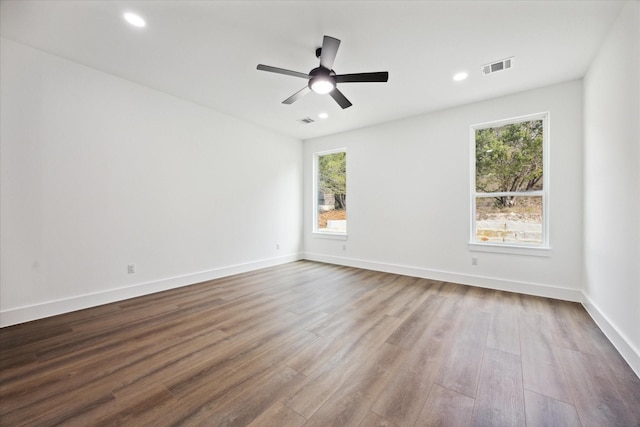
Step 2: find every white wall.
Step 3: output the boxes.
[0,38,303,326]
[304,80,584,301]
[583,1,640,375]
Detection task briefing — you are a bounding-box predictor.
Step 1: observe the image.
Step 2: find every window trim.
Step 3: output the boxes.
[469,112,550,254]
[313,148,347,238]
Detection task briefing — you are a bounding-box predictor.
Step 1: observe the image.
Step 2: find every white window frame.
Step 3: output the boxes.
[313,148,347,239]
[469,112,550,256]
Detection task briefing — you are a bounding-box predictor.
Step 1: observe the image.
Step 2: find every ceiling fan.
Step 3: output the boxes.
[257,35,389,109]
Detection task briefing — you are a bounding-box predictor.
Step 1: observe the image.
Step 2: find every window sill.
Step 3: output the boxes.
[468,242,551,257]
[312,231,348,241]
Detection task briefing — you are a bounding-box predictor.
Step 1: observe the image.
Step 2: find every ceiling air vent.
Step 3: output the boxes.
[298,117,315,124]
[482,57,514,75]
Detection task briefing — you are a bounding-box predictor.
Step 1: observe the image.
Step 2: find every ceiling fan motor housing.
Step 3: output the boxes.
[308,67,337,93]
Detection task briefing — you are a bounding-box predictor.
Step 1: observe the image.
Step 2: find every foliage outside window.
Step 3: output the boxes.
[314,150,346,234]
[472,113,548,248]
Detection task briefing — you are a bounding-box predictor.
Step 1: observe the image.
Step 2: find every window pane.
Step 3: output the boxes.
[317,152,346,233]
[475,195,542,245]
[475,119,543,193]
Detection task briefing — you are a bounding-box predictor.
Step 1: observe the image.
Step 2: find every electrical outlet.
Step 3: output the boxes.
[127,263,136,274]
[471,257,478,266]
[276,243,280,250]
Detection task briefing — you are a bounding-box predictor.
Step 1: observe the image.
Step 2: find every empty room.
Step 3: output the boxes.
[1,1,639,426]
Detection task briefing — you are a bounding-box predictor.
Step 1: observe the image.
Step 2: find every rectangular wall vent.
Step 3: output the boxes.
[482,57,514,75]
[298,117,315,124]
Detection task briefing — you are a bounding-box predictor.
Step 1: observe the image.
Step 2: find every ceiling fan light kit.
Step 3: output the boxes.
[257,35,389,109]
[308,68,336,94]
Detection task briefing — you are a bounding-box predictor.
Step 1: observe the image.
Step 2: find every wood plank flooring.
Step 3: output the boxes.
[1,260,639,426]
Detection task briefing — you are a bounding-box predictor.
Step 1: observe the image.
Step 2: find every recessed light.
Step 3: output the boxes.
[318,112,329,119]
[453,72,468,81]
[124,12,146,28]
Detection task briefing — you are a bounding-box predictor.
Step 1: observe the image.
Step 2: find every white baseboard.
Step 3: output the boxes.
[581,292,640,378]
[303,252,582,302]
[0,253,303,328]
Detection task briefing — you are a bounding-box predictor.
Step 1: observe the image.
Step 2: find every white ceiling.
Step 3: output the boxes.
[0,0,624,140]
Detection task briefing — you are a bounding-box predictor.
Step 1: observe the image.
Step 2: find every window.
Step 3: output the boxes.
[313,149,347,235]
[471,113,549,250]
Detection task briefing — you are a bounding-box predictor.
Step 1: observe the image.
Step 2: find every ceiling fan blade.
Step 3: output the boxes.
[329,88,352,109]
[319,36,341,70]
[282,86,311,104]
[257,64,309,79]
[335,72,389,83]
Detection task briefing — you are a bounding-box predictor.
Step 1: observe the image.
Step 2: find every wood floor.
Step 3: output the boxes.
[1,261,639,426]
